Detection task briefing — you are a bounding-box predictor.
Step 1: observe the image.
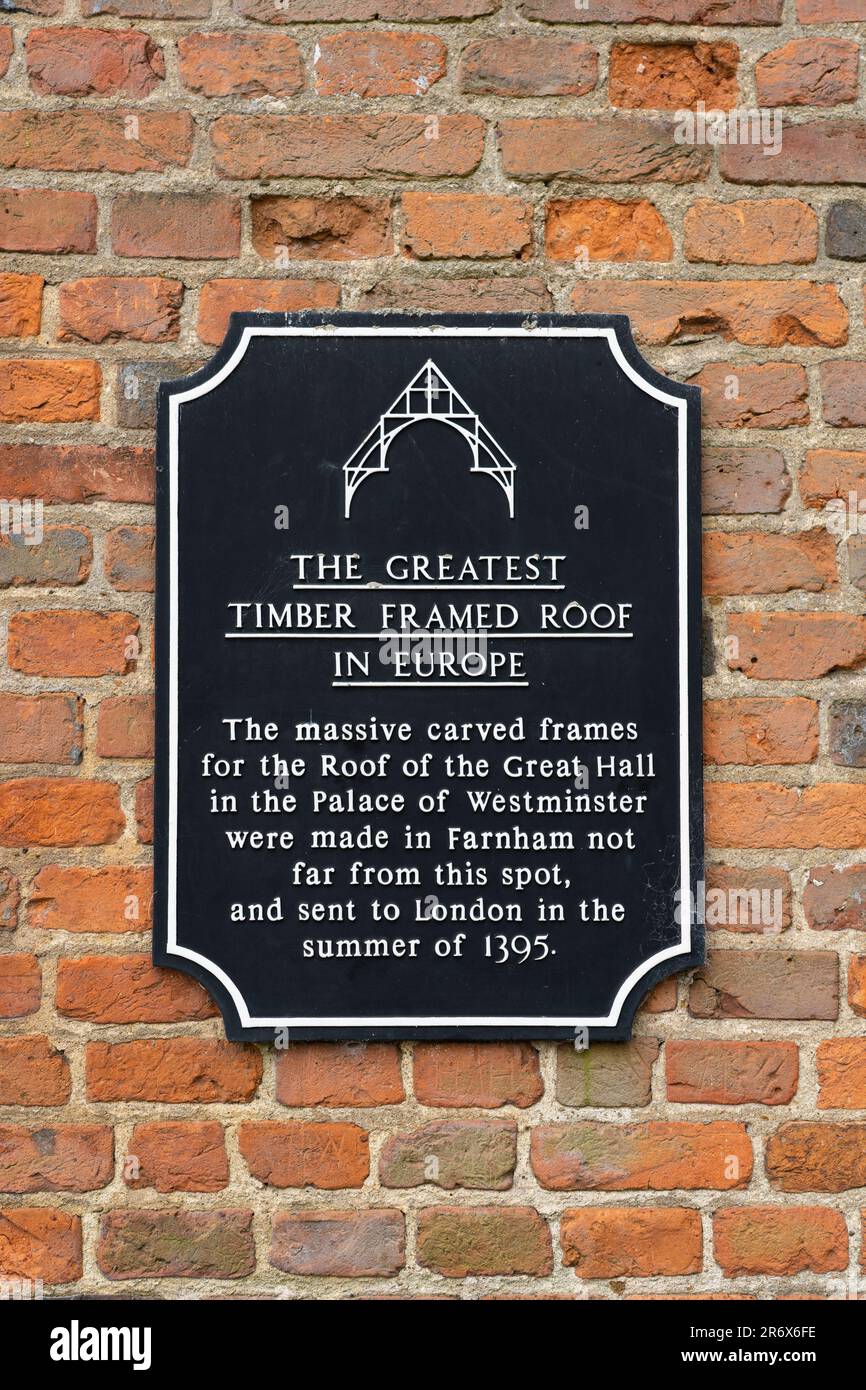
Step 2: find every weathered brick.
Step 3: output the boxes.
[414,1042,543,1108]
[821,361,866,427]
[83,0,208,12]
[704,864,791,932]
[0,955,37,1022]
[178,32,302,96]
[212,114,485,179]
[720,121,866,185]
[0,26,10,77]
[9,610,138,677]
[702,447,789,514]
[86,1039,262,1102]
[531,1120,751,1189]
[0,780,123,848]
[0,274,42,337]
[817,1038,866,1108]
[0,1124,113,1192]
[96,695,153,759]
[59,277,181,345]
[690,362,808,429]
[685,199,818,266]
[0,188,97,255]
[0,359,100,423]
[126,1122,228,1192]
[715,1206,847,1275]
[727,612,866,680]
[767,1121,866,1190]
[57,955,215,1024]
[849,956,866,1016]
[0,1037,70,1106]
[689,949,839,1019]
[709,782,866,851]
[25,27,165,97]
[804,864,866,933]
[849,536,866,590]
[417,1206,551,1277]
[0,870,17,931]
[610,41,738,110]
[561,1207,701,1279]
[99,1209,254,1279]
[360,276,552,313]
[270,1209,404,1277]
[237,0,494,16]
[521,0,781,20]
[379,1119,516,1189]
[0,1209,81,1283]
[238,1121,369,1188]
[704,531,835,596]
[666,1041,798,1105]
[704,697,818,765]
[827,200,866,260]
[0,110,192,173]
[116,357,203,429]
[499,117,709,183]
[0,443,153,504]
[28,864,152,934]
[403,192,532,260]
[112,193,239,260]
[198,279,339,346]
[252,195,391,263]
[756,39,859,107]
[798,0,865,18]
[829,700,866,767]
[800,449,866,508]
[556,1038,659,1107]
[546,198,671,263]
[314,32,446,97]
[0,694,83,764]
[459,37,597,97]
[0,528,91,589]
[135,775,152,844]
[104,526,154,595]
[570,280,846,347]
[275,1043,403,1107]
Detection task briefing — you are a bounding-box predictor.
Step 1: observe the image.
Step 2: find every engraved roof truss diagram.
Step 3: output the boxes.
[343,360,516,519]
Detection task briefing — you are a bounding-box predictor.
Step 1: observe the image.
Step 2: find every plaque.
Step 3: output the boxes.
[155,313,703,1040]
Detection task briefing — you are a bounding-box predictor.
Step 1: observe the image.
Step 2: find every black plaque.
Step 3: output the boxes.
[155,312,703,1041]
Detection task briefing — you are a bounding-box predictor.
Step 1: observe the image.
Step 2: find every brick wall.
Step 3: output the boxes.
[0,0,865,1299]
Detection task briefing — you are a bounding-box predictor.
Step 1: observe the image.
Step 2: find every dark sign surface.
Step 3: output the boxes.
[155,313,703,1041]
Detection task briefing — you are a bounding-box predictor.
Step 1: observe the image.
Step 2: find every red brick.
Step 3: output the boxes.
[252,195,391,262]
[804,865,866,932]
[821,361,866,428]
[0,110,192,173]
[314,31,446,97]
[709,782,866,850]
[521,0,781,19]
[0,1037,70,1105]
[689,362,808,429]
[98,1209,254,1279]
[417,1206,551,1277]
[817,1038,866,1108]
[685,199,818,266]
[666,1040,798,1105]
[562,1207,701,1279]
[403,192,531,260]
[556,1038,659,1107]
[25,27,165,97]
[0,1124,113,1192]
[704,531,836,595]
[96,695,154,758]
[459,37,597,97]
[546,198,672,263]
[0,444,153,504]
[714,1206,847,1275]
[83,0,208,12]
[270,1209,404,1277]
[0,526,91,588]
[0,359,99,423]
[720,121,866,185]
[57,955,216,1024]
[704,697,818,765]
[499,116,709,183]
[0,953,40,1017]
[689,949,839,1018]
[0,694,83,765]
[414,1042,543,1108]
[126,1122,228,1192]
[0,27,10,78]
[0,780,123,847]
[727,612,866,680]
[29,864,152,934]
[275,1043,403,1106]
[531,1120,751,1190]
[570,280,846,347]
[0,1209,81,1283]
[59,277,181,345]
[112,193,239,260]
[212,114,484,179]
[239,1120,369,1188]
[237,0,494,15]
[610,41,738,110]
[800,449,866,508]
[104,525,154,594]
[0,869,17,930]
[849,956,866,1015]
[135,775,152,843]
[361,276,552,313]
[756,39,859,107]
[704,864,792,932]
[798,0,864,16]
[9,610,138,676]
[86,1038,262,1102]
[380,1118,517,1189]
[198,280,339,347]
[0,188,97,255]
[0,274,42,338]
[702,447,789,514]
[766,1122,866,1191]
[178,32,302,97]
